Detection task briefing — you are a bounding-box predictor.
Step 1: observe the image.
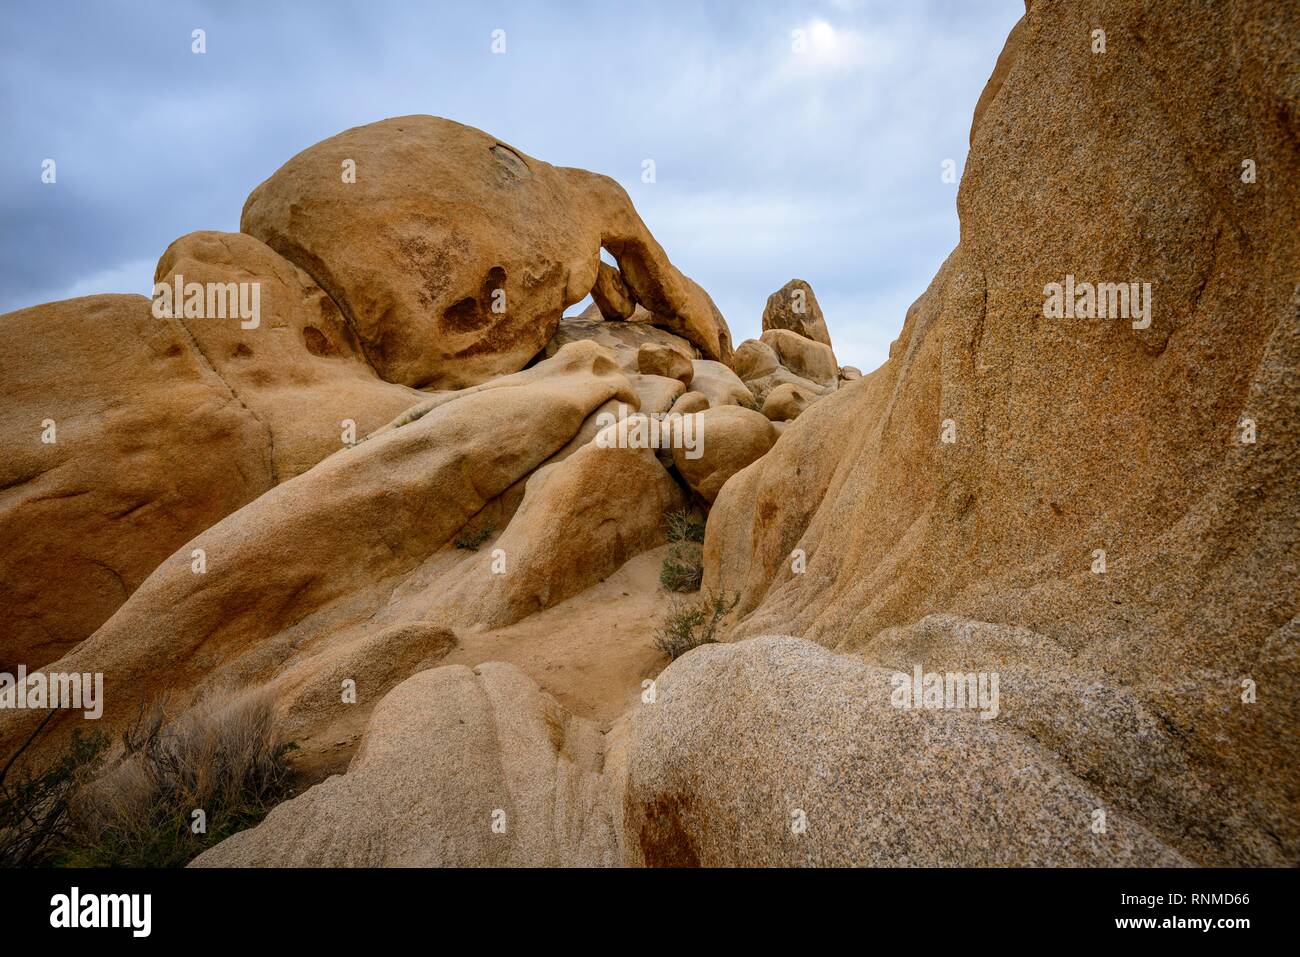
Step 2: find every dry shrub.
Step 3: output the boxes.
[0,716,108,867]
[454,524,494,550]
[660,542,704,592]
[661,508,707,592]
[654,590,739,660]
[59,688,296,868]
[664,507,706,545]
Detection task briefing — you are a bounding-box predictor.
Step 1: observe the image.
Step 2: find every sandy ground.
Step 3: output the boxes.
[440,545,674,729]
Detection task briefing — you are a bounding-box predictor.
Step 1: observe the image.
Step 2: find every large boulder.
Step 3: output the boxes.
[628,374,686,414]
[590,260,636,320]
[672,406,777,503]
[637,342,693,384]
[731,338,779,382]
[0,295,272,669]
[193,662,619,866]
[761,382,817,422]
[686,359,753,409]
[668,391,710,416]
[153,230,421,478]
[242,116,731,389]
[761,279,832,348]
[620,636,1188,866]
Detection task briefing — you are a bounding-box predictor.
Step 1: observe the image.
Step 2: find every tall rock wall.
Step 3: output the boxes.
[703,0,1299,864]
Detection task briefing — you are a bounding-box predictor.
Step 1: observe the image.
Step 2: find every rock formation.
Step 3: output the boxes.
[760,381,816,422]
[192,663,619,866]
[620,637,1188,866]
[1,0,1295,871]
[761,278,832,348]
[0,294,277,670]
[672,407,777,503]
[637,342,694,385]
[242,116,732,389]
[758,328,838,387]
[726,294,841,412]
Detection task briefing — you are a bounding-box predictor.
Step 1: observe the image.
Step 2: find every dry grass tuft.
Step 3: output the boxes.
[1,688,296,868]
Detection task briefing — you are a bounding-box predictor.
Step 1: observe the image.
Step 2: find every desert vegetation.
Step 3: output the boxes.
[0,692,294,867]
[660,507,706,591]
[654,591,740,660]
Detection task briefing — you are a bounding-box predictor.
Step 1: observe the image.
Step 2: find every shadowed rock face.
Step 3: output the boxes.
[242,115,732,390]
[704,0,1300,864]
[429,441,685,630]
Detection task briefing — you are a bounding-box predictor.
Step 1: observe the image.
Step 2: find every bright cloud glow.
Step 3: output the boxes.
[810,19,837,51]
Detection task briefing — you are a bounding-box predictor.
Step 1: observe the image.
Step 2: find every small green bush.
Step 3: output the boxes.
[654,590,739,660]
[660,541,704,592]
[454,524,494,551]
[665,508,705,544]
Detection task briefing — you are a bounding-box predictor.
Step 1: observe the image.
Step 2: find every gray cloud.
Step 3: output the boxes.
[0,0,1021,371]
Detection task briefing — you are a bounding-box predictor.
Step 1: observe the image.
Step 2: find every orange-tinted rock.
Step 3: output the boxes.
[673,406,777,503]
[242,116,732,389]
[590,261,636,320]
[761,279,831,348]
[0,295,272,670]
[153,231,421,480]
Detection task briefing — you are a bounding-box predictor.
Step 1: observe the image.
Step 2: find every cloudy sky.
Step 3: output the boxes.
[1,0,1020,372]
